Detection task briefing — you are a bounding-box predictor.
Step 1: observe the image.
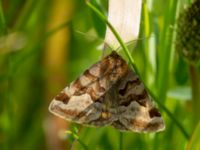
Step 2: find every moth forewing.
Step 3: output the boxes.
[49,51,128,124]
[49,51,165,132]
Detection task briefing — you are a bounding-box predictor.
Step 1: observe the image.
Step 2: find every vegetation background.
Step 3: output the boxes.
[0,0,200,150]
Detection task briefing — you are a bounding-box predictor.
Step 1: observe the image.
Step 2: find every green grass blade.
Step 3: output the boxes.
[0,0,6,35]
[187,121,200,150]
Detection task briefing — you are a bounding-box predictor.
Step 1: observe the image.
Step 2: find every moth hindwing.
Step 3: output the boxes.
[49,51,165,132]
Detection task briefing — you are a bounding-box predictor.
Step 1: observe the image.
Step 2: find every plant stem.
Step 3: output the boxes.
[44,21,70,39]
[77,139,89,150]
[86,1,190,140]
[14,0,34,29]
[86,1,136,67]
[147,89,190,139]
[189,64,200,125]
[0,0,7,35]
[119,132,123,150]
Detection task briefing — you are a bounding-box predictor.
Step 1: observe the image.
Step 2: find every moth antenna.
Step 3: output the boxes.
[75,30,114,59]
[101,44,107,58]
[114,35,155,52]
[75,30,104,42]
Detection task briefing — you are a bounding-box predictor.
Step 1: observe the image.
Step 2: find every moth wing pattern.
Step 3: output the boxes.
[111,69,165,132]
[49,51,128,125]
[49,51,165,132]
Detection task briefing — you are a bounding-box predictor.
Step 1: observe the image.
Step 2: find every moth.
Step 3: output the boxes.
[49,51,165,132]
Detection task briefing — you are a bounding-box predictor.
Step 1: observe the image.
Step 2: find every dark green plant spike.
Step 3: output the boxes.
[176,0,200,64]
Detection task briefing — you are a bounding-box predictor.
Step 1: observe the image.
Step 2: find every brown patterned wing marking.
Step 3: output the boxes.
[55,91,70,104]
[70,51,128,101]
[49,51,128,125]
[117,70,148,107]
[113,101,165,132]
[149,108,161,118]
[112,69,165,132]
[49,93,101,123]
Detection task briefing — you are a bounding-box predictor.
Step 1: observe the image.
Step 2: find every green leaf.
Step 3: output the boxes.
[90,0,106,38]
[187,121,200,150]
[174,56,189,85]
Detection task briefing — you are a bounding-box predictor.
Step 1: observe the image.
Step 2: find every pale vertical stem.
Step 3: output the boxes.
[105,0,142,49]
[189,64,200,125]
[104,1,142,149]
[43,1,74,150]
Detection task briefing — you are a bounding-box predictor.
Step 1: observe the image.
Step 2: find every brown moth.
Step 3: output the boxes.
[49,51,165,132]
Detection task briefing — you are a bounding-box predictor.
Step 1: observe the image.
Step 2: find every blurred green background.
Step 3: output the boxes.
[0,0,200,150]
